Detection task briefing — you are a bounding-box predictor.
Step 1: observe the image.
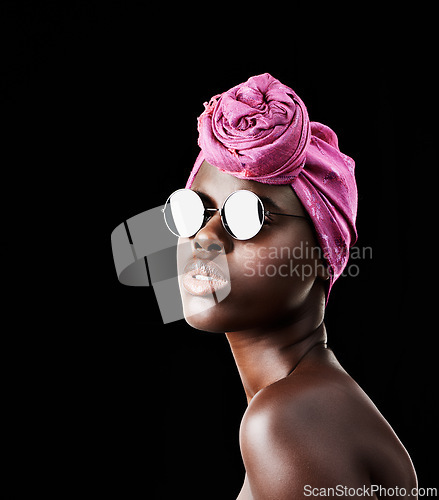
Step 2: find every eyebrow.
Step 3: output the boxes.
[257,195,282,211]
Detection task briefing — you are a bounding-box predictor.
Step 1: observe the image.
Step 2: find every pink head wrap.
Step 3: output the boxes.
[185,73,358,297]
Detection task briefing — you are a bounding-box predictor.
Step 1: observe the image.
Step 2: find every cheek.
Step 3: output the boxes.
[216,230,321,328]
[233,240,317,310]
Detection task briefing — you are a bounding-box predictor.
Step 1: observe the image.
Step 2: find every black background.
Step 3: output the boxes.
[3,3,437,498]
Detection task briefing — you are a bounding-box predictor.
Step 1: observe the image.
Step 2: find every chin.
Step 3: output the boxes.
[179,276,237,332]
[182,297,234,333]
[184,315,225,333]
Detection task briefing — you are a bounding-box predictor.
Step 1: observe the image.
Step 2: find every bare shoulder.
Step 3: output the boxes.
[240,348,417,498]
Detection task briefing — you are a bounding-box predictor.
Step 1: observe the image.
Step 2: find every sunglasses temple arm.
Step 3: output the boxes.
[266,211,308,220]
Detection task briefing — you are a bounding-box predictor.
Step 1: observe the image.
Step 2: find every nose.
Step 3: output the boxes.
[193,212,233,256]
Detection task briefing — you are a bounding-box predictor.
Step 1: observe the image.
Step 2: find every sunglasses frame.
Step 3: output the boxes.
[163,189,308,241]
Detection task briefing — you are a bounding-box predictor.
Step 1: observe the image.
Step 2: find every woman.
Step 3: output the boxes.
[163,74,417,499]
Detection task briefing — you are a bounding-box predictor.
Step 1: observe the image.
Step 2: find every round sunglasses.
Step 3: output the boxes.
[163,189,307,241]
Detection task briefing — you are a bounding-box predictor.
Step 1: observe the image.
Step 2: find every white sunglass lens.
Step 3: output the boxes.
[165,190,204,237]
[223,191,264,240]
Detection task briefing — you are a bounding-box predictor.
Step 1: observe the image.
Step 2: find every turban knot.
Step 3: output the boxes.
[197,73,310,184]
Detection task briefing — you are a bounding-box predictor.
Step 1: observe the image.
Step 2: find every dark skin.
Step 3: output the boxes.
[178,161,417,500]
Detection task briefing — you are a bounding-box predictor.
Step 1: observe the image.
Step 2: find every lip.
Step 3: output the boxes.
[181,258,229,297]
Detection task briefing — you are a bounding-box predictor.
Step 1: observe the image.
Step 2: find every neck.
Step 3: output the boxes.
[226,313,327,403]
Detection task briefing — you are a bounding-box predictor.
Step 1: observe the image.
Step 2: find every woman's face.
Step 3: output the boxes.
[177,161,327,333]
